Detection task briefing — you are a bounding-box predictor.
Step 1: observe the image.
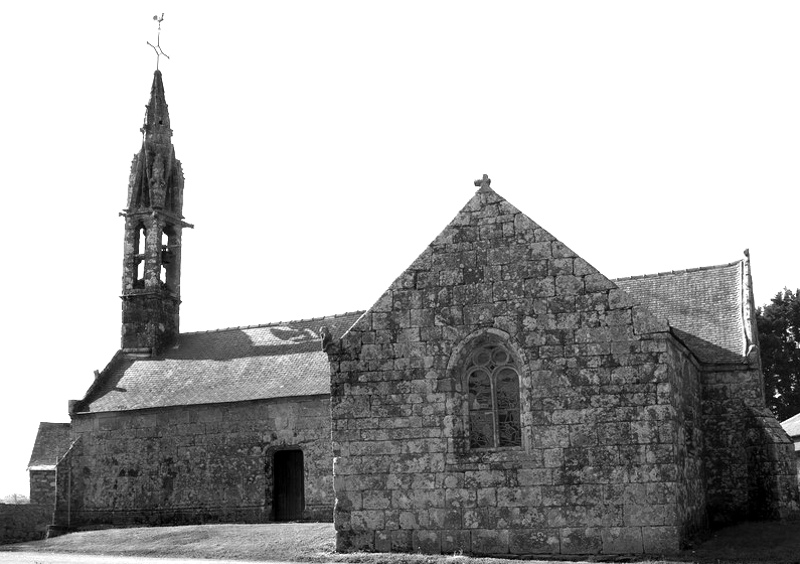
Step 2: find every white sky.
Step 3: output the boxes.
[0,1,798,498]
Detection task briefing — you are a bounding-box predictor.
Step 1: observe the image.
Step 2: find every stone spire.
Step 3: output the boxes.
[120,70,191,357]
[144,70,171,139]
[125,70,183,215]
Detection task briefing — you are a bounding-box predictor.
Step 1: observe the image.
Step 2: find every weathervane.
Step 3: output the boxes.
[147,13,170,70]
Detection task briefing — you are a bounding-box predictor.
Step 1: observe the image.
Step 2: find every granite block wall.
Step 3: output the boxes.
[745,406,799,519]
[664,340,706,539]
[53,438,77,529]
[29,470,56,508]
[0,504,51,545]
[702,367,799,525]
[58,396,332,527]
[701,367,762,524]
[328,188,698,555]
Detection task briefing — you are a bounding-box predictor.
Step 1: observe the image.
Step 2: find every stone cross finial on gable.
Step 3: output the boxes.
[474,174,491,192]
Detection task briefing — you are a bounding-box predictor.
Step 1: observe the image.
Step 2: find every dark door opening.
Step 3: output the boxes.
[273,449,304,521]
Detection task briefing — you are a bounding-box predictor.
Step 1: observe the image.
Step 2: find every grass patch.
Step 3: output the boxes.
[3,523,335,562]
[3,521,800,563]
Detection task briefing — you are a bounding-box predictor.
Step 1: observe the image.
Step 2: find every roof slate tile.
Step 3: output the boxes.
[27,422,72,469]
[615,261,745,364]
[80,311,363,413]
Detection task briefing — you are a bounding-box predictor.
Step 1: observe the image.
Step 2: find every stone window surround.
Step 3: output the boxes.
[448,328,532,456]
[466,343,522,448]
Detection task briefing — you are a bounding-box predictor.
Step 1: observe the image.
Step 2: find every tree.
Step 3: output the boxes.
[757,288,800,421]
[0,493,29,504]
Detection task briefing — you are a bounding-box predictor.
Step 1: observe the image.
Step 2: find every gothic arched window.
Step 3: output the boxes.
[466,342,522,448]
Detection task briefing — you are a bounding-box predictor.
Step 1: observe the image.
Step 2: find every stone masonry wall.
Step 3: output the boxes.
[60,396,332,528]
[703,368,774,524]
[29,470,56,507]
[745,406,799,519]
[702,367,762,525]
[53,439,78,529]
[702,367,799,525]
[0,504,52,545]
[794,451,800,484]
[328,187,700,556]
[665,341,707,539]
[121,289,181,355]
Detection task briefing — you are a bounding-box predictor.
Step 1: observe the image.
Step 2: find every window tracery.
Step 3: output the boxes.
[466,343,521,448]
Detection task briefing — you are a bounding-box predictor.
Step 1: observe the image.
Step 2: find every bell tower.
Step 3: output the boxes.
[120,70,192,356]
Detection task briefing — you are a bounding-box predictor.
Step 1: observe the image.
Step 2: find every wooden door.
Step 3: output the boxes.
[273,450,304,521]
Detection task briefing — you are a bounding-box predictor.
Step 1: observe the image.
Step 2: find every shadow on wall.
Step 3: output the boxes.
[672,328,747,366]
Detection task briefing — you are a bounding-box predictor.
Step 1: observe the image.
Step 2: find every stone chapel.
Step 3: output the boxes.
[39,69,799,555]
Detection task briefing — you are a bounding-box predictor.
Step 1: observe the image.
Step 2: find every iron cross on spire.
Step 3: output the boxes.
[147,13,170,70]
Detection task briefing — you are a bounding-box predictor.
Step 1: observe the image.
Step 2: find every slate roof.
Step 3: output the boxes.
[615,260,746,365]
[78,311,364,413]
[77,257,750,414]
[27,422,72,470]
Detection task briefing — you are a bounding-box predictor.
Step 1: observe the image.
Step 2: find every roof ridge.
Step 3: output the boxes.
[613,260,742,282]
[180,310,366,336]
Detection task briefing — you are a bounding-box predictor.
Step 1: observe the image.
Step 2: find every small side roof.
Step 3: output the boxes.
[76,311,363,414]
[781,412,800,441]
[27,422,72,470]
[615,261,747,365]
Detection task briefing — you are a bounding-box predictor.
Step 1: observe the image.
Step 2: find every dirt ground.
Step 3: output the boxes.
[3,521,800,563]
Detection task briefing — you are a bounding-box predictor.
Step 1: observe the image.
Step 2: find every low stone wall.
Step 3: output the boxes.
[61,395,334,528]
[0,504,51,545]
